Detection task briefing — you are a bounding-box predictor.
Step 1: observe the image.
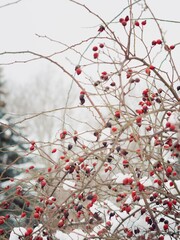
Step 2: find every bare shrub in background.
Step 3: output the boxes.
[0,0,180,239]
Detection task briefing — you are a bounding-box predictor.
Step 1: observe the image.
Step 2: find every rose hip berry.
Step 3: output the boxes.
[75,66,82,75]
[92,46,98,51]
[135,21,140,26]
[141,20,146,25]
[93,52,99,59]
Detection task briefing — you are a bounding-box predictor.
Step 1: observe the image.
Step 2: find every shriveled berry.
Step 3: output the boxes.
[98,25,105,32]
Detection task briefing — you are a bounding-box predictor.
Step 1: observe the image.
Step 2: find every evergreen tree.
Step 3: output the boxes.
[0,69,34,238]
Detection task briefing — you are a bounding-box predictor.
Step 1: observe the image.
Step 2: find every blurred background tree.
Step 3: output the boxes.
[0,68,34,238]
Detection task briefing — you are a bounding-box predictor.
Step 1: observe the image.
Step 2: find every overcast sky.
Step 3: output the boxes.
[0,0,180,86]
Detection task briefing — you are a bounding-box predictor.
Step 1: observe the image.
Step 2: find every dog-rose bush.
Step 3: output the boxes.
[0,0,180,239]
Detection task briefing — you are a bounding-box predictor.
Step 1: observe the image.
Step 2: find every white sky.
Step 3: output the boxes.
[0,0,180,86]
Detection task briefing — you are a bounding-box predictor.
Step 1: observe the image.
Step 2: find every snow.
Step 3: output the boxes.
[114,172,132,184]
[139,176,153,187]
[63,180,76,191]
[55,229,85,240]
[9,227,26,240]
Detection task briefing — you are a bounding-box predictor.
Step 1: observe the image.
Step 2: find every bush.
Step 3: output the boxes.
[1,1,180,239]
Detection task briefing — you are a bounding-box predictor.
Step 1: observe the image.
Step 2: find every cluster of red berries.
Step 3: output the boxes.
[119,16,147,27]
[92,43,104,59]
[134,20,146,26]
[152,39,162,45]
[100,71,109,81]
[38,175,47,188]
[119,15,129,26]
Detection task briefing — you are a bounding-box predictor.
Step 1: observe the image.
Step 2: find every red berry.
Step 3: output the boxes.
[135,21,140,26]
[98,25,105,32]
[166,122,171,128]
[153,192,158,198]
[0,218,5,225]
[58,220,64,228]
[163,223,169,231]
[138,183,145,191]
[136,109,143,115]
[30,145,35,151]
[38,176,44,182]
[152,40,157,45]
[125,205,131,214]
[92,46,98,51]
[136,116,142,123]
[146,125,152,131]
[167,201,173,210]
[131,191,136,198]
[31,140,35,145]
[166,166,173,174]
[60,130,67,139]
[156,39,162,44]
[51,148,57,153]
[29,165,34,170]
[128,178,133,185]
[141,208,146,215]
[101,71,107,75]
[106,221,111,226]
[141,20,146,25]
[127,230,133,238]
[25,228,33,236]
[78,157,84,163]
[41,180,47,188]
[116,196,121,202]
[170,45,175,50]
[159,236,164,240]
[93,52,99,59]
[111,126,117,132]
[145,68,151,76]
[169,181,174,187]
[123,178,129,185]
[170,124,175,131]
[121,20,127,26]
[99,43,104,48]
[122,159,129,168]
[75,67,82,75]
[34,212,40,219]
[125,16,129,22]
[114,110,120,118]
[65,164,70,171]
[149,65,155,70]
[21,212,26,218]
